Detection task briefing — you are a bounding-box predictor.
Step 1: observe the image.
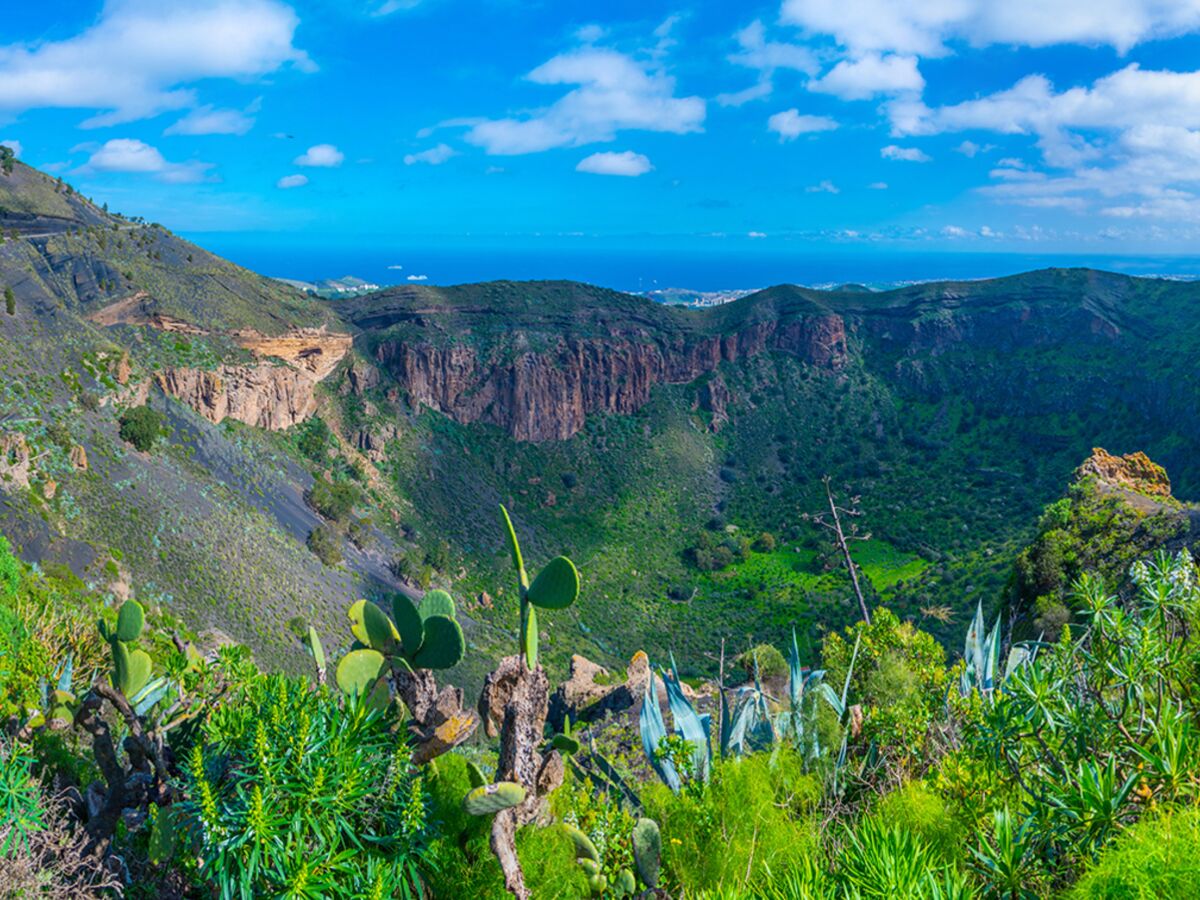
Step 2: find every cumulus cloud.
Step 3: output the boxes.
[881,144,930,162]
[718,20,819,107]
[889,64,1200,220]
[748,231,767,238]
[0,0,312,127]
[82,138,212,183]
[809,53,924,100]
[779,0,1200,57]
[407,274,428,281]
[576,150,652,176]
[458,45,704,155]
[276,173,307,188]
[294,144,344,167]
[768,109,838,140]
[165,103,257,136]
[404,143,456,165]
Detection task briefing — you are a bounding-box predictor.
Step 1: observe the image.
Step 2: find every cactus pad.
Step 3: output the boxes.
[632,817,661,888]
[499,504,525,577]
[563,823,600,862]
[306,626,326,673]
[614,869,637,896]
[463,781,526,815]
[360,600,398,651]
[335,648,386,696]
[115,599,145,642]
[466,760,488,789]
[114,643,153,698]
[521,604,539,670]
[391,594,424,653]
[409,614,464,670]
[419,589,456,621]
[526,556,579,610]
[548,733,580,756]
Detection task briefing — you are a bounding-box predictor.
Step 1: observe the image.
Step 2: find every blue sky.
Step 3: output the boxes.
[5,0,1200,267]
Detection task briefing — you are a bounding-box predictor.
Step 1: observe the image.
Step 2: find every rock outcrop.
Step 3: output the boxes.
[155,329,352,431]
[374,315,847,441]
[1076,447,1172,498]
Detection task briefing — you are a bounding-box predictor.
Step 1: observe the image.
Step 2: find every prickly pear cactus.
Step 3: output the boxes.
[330,592,477,764]
[499,504,579,670]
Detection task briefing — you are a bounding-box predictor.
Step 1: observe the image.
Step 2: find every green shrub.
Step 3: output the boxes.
[1069,808,1200,899]
[117,405,162,452]
[306,478,360,522]
[734,643,788,681]
[307,525,343,566]
[872,781,966,867]
[180,674,428,898]
[423,754,587,899]
[0,537,18,602]
[643,747,822,894]
[3,287,13,316]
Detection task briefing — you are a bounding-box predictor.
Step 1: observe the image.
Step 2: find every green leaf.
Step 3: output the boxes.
[335,648,386,696]
[499,504,524,577]
[418,589,456,621]
[115,600,145,642]
[522,603,539,670]
[463,781,526,815]
[391,594,424,655]
[360,599,397,652]
[409,615,464,670]
[526,556,579,610]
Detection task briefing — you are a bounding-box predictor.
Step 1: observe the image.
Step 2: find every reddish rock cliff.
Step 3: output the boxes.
[373,314,847,441]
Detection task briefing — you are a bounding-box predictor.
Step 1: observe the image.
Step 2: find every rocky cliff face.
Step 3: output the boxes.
[373,314,847,441]
[154,329,352,430]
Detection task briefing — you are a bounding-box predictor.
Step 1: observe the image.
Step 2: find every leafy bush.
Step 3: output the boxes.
[643,747,822,894]
[734,642,788,681]
[117,405,162,451]
[306,478,360,522]
[1069,808,1200,899]
[307,524,343,566]
[180,674,428,898]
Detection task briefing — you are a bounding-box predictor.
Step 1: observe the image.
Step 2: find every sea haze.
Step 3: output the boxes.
[189,234,1200,295]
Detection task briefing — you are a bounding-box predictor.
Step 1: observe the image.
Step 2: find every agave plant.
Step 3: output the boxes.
[640,655,711,792]
[959,600,1038,699]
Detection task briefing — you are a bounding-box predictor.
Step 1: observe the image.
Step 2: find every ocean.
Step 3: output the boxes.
[189,235,1200,295]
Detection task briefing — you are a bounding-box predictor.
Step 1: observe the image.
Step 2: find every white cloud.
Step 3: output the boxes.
[294,144,344,167]
[374,0,423,13]
[576,24,606,43]
[276,173,307,188]
[407,274,428,281]
[806,179,840,193]
[387,264,404,270]
[979,225,999,237]
[404,143,456,166]
[748,231,767,238]
[718,20,820,106]
[941,225,969,237]
[809,53,924,100]
[576,150,652,176]
[768,109,838,140]
[459,45,705,154]
[82,138,212,183]
[0,0,312,127]
[779,0,1200,57]
[955,140,985,157]
[165,103,256,136]
[0,139,21,157]
[868,181,888,189]
[881,144,930,162]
